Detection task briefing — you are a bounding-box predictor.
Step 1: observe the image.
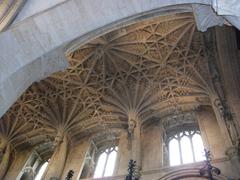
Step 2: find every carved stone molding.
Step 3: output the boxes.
[225,146,239,159]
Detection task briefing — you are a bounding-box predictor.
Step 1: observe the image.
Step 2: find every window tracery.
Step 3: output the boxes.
[168,130,205,166]
[93,146,118,178]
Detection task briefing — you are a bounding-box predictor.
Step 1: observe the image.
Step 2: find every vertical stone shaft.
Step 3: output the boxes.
[114,131,130,175]
[215,27,240,130]
[131,119,141,169]
[210,94,232,148]
[44,134,68,179]
[61,139,91,180]
[0,144,11,179]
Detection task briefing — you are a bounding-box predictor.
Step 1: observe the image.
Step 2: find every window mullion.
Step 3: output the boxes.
[178,138,183,164]
[189,136,196,162]
[102,152,109,177]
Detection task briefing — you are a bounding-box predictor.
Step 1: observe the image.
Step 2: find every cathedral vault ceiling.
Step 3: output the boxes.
[0,13,215,158]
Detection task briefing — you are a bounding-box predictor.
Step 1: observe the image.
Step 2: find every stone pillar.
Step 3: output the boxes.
[61,138,91,180]
[0,138,7,161]
[210,95,240,172]
[44,133,68,180]
[215,26,240,130]
[195,106,227,159]
[130,119,141,169]
[210,94,233,148]
[127,111,142,179]
[214,27,240,172]
[0,143,11,179]
[114,130,130,176]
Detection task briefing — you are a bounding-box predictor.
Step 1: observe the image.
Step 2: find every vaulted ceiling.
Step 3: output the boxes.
[0,13,214,158]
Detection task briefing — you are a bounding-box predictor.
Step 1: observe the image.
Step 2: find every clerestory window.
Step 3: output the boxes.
[169,130,205,166]
[93,146,118,178]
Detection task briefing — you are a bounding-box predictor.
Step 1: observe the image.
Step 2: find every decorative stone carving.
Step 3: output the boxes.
[226,120,239,146]
[213,97,239,145]
[128,119,136,135]
[53,130,64,147]
[204,31,240,146]
[213,98,224,116]
[225,146,239,159]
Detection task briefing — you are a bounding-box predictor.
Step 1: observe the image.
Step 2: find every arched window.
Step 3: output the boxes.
[35,161,48,180]
[169,130,205,166]
[93,146,118,178]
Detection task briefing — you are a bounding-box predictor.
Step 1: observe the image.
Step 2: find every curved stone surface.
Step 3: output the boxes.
[0,0,240,118]
[12,0,67,24]
[0,0,26,31]
[212,0,240,17]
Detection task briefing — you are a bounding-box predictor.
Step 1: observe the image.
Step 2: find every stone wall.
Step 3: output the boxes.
[196,106,227,159]
[61,139,91,180]
[142,124,162,171]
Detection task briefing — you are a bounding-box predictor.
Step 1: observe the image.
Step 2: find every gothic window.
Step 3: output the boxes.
[93,146,118,178]
[35,162,48,180]
[168,130,205,166]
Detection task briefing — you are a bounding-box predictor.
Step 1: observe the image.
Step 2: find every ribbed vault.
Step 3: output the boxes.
[0,12,215,160]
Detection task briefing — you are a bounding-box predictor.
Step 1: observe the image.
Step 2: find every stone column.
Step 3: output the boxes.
[44,132,68,180]
[215,26,240,130]
[0,143,11,179]
[114,130,130,176]
[130,119,141,169]
[210,95,233,148]
[203,27,239,148]
[127,111,141,178]
[61,138,91,180]
[213,27,240,172]
[5,148,33,179]
[0,138,7,161]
